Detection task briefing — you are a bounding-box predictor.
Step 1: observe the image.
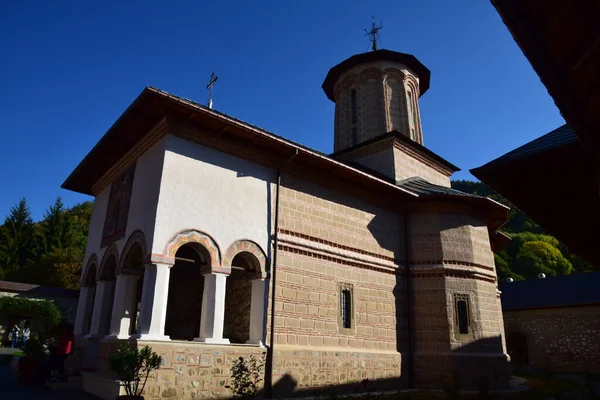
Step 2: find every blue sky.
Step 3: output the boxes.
[1,0,564,221]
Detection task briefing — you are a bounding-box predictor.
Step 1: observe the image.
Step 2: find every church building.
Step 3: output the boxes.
[64,45,511,399]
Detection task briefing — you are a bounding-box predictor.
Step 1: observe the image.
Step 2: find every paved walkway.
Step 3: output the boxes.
[0,350,99,400]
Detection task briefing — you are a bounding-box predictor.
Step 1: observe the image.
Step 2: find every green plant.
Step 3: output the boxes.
[107,344,162,397]
[225,353,266,399]
[0,297,61,342]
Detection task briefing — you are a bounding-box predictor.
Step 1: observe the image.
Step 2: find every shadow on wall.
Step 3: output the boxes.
[448,336,511,391]
[256,373,409,398]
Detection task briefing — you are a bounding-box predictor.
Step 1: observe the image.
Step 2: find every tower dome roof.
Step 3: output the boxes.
[322,49,431,101]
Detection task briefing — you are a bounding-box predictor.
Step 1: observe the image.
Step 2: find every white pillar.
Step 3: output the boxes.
[195,272,230,344]
[106,274,140,339]
[74,286,95,337]
[135,263,171,341]
[87,280,116,338]
[247,278,266,345]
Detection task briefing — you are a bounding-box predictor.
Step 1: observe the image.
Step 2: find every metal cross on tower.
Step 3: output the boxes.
[365,17,383,51]
[206,72,218,109]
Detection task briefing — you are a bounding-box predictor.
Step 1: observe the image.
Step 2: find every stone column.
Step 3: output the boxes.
[106,272,141,339]
[247,277,266,345]
[87,280,115,338]
[134,263,171,341]
[195,272,230,344]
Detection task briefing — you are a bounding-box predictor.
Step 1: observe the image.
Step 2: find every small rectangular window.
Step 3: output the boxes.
[351,89,357,124]
[455,294,470,335]
[341,289,352,329]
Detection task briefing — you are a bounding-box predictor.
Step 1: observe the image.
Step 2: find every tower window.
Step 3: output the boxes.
[407,90,415,131]
[351,89,358,145]
[454,294,470,335]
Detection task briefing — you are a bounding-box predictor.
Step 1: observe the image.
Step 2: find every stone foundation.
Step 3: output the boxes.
[414,353,510,390]
[272,346,404,397]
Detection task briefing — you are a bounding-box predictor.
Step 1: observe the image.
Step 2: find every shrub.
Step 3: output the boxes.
[0,296,62,342]
[225,353,266,399]
[108,344,162,397]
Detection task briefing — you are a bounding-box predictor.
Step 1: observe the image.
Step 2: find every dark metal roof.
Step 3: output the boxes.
[0,280,79,298]
[499,272,600,310]
[322,49,431,101]
[397,177,477,197]
[331,130,460,173]
[486,124,578,164]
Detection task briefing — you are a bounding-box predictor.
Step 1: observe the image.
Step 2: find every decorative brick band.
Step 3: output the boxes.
[411,268,497,284]
[411,259,495,273]
[277,244,400,276]
[279,229,398,263]
[92,118,168,196]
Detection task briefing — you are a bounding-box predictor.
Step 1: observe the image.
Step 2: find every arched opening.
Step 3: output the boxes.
[223,252,259,344]
[97,254,117,336]
[119,242,145,336]
[507,332,529,365]
[164,243,207,340]
[81,264,97,336]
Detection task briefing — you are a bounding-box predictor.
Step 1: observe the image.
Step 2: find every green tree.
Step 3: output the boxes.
[494,253,524,282]
[0,198,37,277]
[40,197,73,252]
[514,241,574,279]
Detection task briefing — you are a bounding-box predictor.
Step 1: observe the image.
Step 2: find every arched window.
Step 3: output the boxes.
[350,88,358,145]
[341,289,352,329]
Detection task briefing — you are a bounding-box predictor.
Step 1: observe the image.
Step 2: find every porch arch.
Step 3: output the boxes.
[163,229,222,267]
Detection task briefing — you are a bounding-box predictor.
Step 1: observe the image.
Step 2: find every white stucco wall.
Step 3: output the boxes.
[125,137,166,252]
[83,186,110,268]
[82,137,167,274]
[152,135,275,258]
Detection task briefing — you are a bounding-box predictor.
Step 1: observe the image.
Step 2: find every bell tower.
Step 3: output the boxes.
[322,49,430,152]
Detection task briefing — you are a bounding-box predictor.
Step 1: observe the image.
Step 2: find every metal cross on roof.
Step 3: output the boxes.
[365,17,383,51]
[206,72,218,109]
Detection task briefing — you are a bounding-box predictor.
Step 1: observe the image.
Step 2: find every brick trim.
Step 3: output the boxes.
[92,118,168,196]
[277,244,399,275]
[223,239,267,278]
[163,228,222,267]
[411,259,495,272]
[411,268,497,284]
[279,229,397,263]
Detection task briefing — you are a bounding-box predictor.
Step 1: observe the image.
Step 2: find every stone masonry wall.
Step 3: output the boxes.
[409,209,509,390]
[504,306,600,374]
[269,175,408,394]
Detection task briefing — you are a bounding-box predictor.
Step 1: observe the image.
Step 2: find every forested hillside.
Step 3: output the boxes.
[0,198,92,289]
[0,180,594,289]
[452,180,595,281]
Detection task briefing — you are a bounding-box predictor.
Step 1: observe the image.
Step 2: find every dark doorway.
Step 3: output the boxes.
[165,244,206,340]
[507,332,529,364]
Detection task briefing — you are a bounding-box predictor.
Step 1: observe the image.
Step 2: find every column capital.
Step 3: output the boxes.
[248,272,268,281]
[200,265,231,276]
[141,254,175,266]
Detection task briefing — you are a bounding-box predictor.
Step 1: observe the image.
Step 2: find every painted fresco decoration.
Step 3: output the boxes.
[101,164,136,247]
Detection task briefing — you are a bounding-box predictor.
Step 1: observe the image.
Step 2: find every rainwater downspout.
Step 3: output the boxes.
[265,149,298,398]
[403,212,415,388]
